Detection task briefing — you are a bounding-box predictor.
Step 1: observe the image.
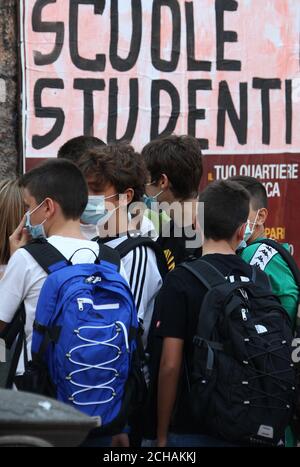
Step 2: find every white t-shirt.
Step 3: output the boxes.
[0,236,128,373]
[101,234,163,347]
[0,265,6,279]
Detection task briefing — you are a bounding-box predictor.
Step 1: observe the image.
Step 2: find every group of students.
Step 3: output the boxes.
[0,134,299,448]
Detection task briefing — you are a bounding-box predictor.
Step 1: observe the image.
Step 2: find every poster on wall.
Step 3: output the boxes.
[20,0,300,262]
[200,154,300,263]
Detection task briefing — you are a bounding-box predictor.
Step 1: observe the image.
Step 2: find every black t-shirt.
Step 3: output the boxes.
[146,254,253,437]
[157,220,202,270]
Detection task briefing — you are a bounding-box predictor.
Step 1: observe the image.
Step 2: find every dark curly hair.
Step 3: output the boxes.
[78,143,147,204]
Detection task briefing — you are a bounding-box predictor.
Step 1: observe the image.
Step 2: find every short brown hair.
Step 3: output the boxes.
[78,144,147,204]
[229,176,268,210]
[142,135,203,200]
[20,159,88,220]
[0,178,25,264]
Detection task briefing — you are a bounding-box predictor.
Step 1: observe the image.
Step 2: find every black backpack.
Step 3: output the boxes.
[180,259,297,446]
[0,304,26,389]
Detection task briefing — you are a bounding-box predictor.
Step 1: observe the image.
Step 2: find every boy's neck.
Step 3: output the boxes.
[202,238,236,256]
[96,210,129,239]
[169,197,198,227]
[47,219,86,239]
[250,225,265,243]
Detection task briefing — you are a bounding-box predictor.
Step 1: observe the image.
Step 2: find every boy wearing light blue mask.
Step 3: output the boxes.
[25,199,48,239]
[78,145,163,340]
[78,144,164,447]
[142,135,203,270]
[0,159,129,385]
[79,146,156,241]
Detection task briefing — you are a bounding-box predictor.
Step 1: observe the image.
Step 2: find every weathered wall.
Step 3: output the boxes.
[0,0,18,179]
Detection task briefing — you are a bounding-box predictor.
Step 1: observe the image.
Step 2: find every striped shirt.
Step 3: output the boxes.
[101,234,163,347]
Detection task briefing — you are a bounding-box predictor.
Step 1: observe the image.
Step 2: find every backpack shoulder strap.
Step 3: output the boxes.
[24,239,121,274]
[250,265,273,292]
[115,235,169,278]
[99,244,121,272]
[252,239,300,288]
[3,303,26,389]
[180,259,227,290]
[22,239,68,274]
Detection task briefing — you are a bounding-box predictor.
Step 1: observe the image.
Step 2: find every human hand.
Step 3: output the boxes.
[9,215,30,256]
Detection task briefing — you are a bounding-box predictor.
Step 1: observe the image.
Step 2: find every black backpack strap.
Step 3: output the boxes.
[23,239,68,274]
[116,236,169,279]
[96,235,168,279]
[252,239,300,289]
[180,259,227,290]
[99,244,121,272]
[24,239,121,273]
[4,304,26,389]
[250,265,273,292]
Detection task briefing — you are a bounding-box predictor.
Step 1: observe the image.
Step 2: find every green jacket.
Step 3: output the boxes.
[240,238,298,326]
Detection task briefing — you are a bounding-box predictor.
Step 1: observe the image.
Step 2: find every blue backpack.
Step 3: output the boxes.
[16,239,146,435]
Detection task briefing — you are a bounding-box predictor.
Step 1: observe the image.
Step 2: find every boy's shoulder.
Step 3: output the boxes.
[10,245,39,268]
[241,238,290,271]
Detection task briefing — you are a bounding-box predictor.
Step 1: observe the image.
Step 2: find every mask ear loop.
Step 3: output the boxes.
[28,199,46,216]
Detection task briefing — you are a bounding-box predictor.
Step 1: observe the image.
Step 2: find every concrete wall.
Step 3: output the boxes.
[0,0,18,179]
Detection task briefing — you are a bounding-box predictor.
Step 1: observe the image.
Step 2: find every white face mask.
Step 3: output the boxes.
[244,210,260,243]
[237,210,260,251]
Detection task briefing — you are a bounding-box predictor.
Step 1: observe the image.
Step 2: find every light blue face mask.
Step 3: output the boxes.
[81,196,106,225]
[81,194,118,225]
[243,221,253,244]
[25,200,47,239]
[143,183,163,210]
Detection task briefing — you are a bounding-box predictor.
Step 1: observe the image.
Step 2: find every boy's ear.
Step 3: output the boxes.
[123,188,134,206]
[44,197,56,218]
[257,208,268,226]
[160,174,170,190]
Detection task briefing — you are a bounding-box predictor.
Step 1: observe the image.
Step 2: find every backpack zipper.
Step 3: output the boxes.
[241,308,248,321]
[77,298,120,312]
